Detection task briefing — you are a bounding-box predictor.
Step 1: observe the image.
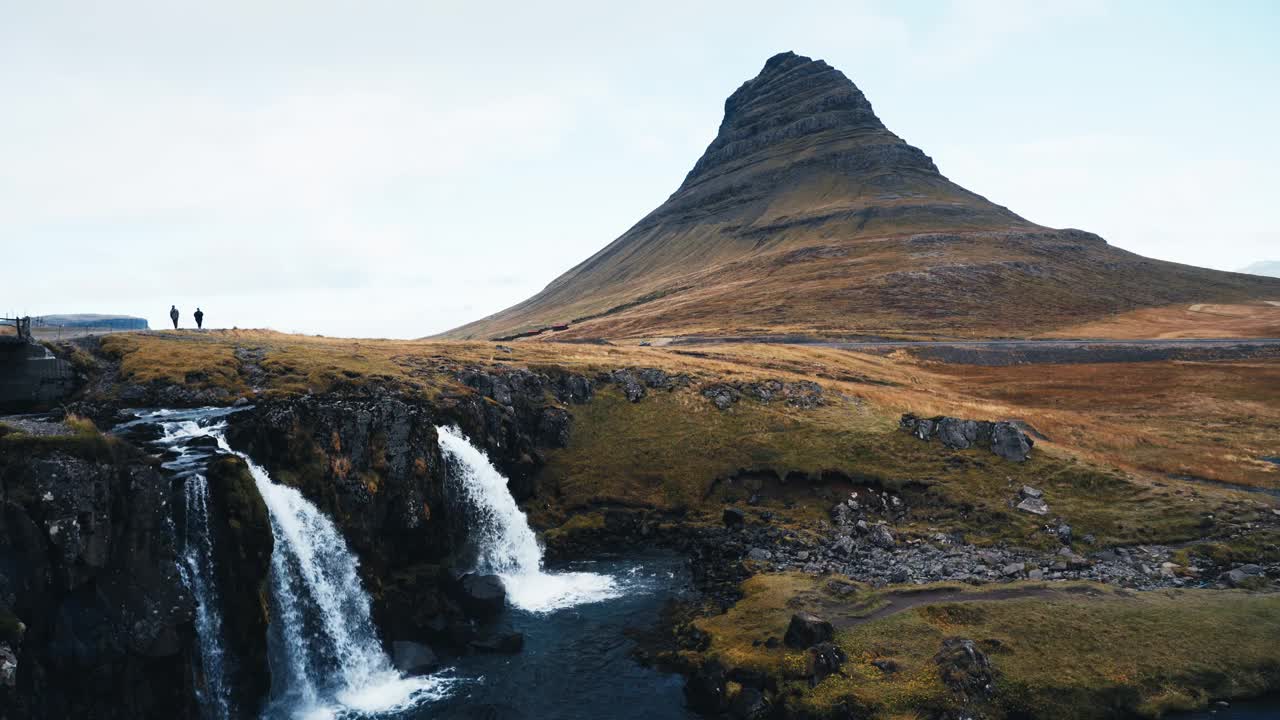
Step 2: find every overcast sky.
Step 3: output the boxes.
[4,1,1278,338]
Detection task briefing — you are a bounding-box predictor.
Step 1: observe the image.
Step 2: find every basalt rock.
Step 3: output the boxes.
[448,365,594,498]
[468,630,524,654]
[900,414,1034,462]
[456,573,506,619]
[203,456,274,713]
[391,640,440,675]
[784,611,833,649]
[602,367,692,403]
[684,658,729,714]
[808,642,847,685]
[225,396,447,574]
[0,442,197,719]
[935,637,995,702]
[701,379,825,410]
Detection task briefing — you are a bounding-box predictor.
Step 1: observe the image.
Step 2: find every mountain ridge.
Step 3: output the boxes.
[439,52,1280,341]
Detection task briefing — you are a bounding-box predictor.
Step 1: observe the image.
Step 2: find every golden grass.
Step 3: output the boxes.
[921,360,1280,490]
[1040,302,1280,340]
[84,330,1279,541]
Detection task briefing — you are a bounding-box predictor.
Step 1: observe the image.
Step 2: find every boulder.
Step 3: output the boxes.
[869,525,897,549]
[728,686,769,719]
[702,384,741,410]
[0,642,16,688]
[936,417,979,449]
[391,641,439,675]
[723,507,746,528]
[1016,497,1049,516]
[934,637,995,700]
[808,642,847,684]
[746,548,772,562]
[784,611,833,649]
[468,631,524,654]
[457,573,506,619]
[1020,485,1043,499]
[991,422,1034,461]
[683,658,728,713]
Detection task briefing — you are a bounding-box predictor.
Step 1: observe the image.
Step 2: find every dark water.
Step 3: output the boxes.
[1178,700,1280,719]
[415,555,699,720]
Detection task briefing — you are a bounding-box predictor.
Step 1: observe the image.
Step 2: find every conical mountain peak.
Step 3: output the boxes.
[680,51,924,191]
[438,52,1280,342]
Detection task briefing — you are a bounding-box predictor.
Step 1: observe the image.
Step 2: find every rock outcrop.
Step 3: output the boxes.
[0,437,196,719]
[900,413,1035,461]
[202,456,274,714]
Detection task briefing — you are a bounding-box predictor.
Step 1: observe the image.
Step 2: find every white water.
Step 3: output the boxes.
[160,417,235,720]
[132,408,451,719]
[215,435,452,719]
[436,425,621,613]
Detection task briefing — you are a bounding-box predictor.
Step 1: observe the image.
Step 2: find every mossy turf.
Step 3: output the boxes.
[696,573,1280,719]
[0,414,125,463]
[540,386,1254,550]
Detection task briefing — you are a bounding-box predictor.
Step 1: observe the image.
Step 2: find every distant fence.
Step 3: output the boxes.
[1,316,32,342]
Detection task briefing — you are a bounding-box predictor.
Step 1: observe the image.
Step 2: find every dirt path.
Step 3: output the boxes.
[835,585,1083,629]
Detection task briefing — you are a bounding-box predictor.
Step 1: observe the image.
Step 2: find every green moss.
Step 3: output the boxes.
[0,416,125,464]
[206,456,272,563]
[542,387,1219,548]
[1172,530,1280,568]
[0,605,25,645]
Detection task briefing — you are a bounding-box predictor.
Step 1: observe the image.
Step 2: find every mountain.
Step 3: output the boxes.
[441,52,1280,342]
[1240,261,1280,278]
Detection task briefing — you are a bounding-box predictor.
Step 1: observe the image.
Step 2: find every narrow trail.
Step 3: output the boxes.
[834,586,1083,629]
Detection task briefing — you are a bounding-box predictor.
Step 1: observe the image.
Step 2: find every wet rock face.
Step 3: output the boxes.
[455,573,506,619]
[226,396,447,573]
[203,456,273,714]
[449,366,595,499]
[900,413,1034,462]
[391,640,439,676]
[0,447,196,718]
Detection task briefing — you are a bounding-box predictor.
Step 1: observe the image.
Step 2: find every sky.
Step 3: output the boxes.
[3,1,1278,338]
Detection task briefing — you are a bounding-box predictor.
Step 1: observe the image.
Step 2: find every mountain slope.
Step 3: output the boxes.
[441,51,1280,341]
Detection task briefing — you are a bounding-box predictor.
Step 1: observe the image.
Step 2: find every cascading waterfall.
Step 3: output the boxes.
[124,407,448,720]
[437,425,621,612]
[213,434,448,719]
[157,413,236,720]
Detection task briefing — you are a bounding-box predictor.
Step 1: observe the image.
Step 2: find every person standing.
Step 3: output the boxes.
[194,307,204,330]
[169,305,179,329]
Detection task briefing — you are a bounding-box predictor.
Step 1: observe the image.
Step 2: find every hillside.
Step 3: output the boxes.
[440,52,1280,342]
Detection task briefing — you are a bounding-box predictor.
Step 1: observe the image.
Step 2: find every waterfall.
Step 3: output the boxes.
[125,407,449,720]
[437,425,621,612]
[150,412,236,720]
[213,434,449,719]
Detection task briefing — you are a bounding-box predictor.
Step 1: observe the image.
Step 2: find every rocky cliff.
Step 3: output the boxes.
[0,430,195,719]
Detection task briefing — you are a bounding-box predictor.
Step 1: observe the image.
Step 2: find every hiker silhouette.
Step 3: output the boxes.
[194,308,204,329]
[169,305,179,329]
